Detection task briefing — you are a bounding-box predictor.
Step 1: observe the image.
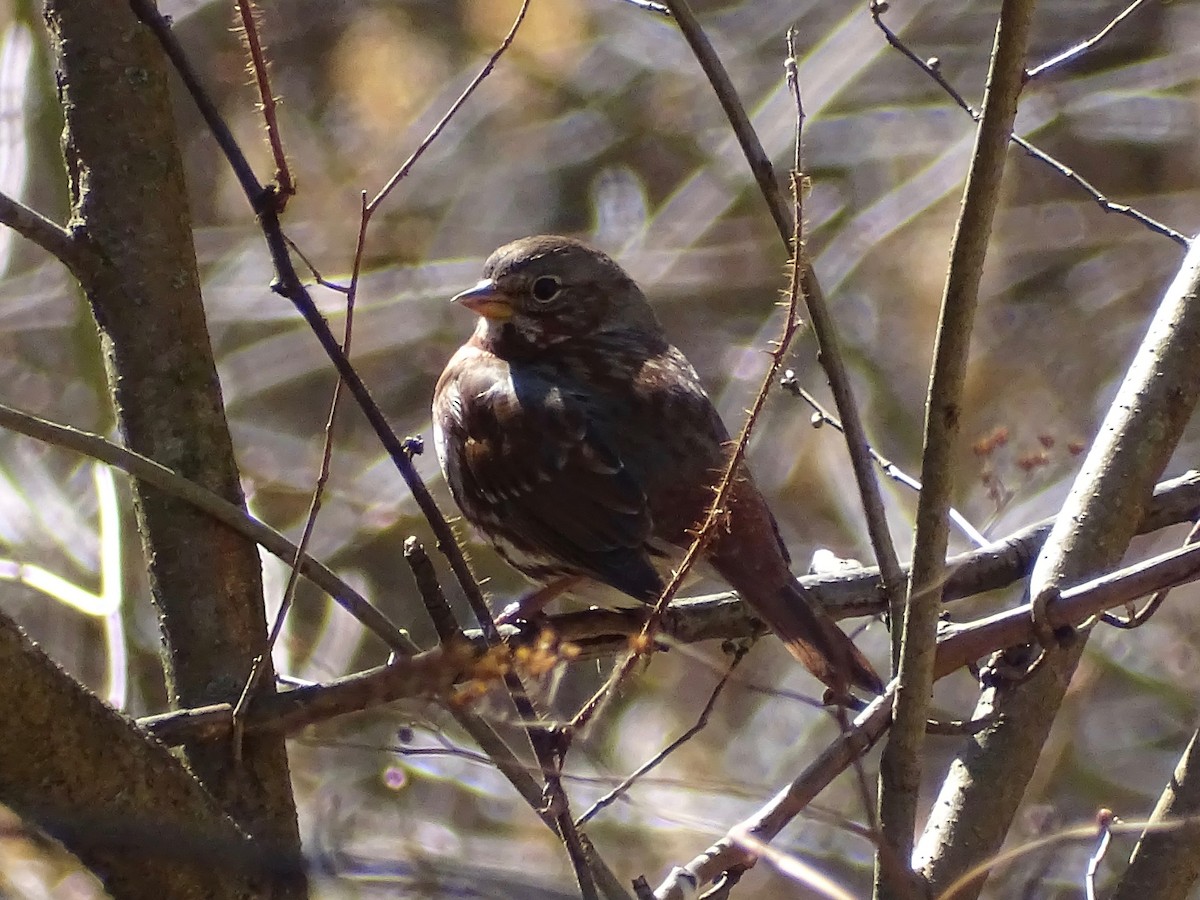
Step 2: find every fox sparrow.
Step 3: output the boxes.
[433,236,882,695]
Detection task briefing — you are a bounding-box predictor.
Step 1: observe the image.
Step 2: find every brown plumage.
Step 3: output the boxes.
[432,235,882,695]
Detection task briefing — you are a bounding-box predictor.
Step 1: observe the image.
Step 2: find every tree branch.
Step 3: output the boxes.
[659,0,905,627]
[878,1,1036,891]
[917,234,1200,898]
[1109,727,1200,900]
[0,190,93,279]
[655,535,1200,898]
[142,517,1200,749]
[49,0,301,883]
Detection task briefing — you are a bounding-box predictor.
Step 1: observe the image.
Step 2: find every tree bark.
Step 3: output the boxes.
[42,0,305,894]
[0,610,280,900]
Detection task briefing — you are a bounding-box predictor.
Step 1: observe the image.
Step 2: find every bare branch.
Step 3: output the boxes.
[654,538,1200,897]
[782,374,990,548]
[878,1,1036,889]
[918,234,1200,898]
[129,0,497,645]
[575,645,747,827]
[870,0,1188,246]
[0,400,414,655]
[659,0,905,625]
[368,0,531,214]
[1109,728,1200,899]
[1026,0,1151,80]
[570,51,812,733]
[143,532,1200,750]
[0,191,93,279]
[234,0,293,202]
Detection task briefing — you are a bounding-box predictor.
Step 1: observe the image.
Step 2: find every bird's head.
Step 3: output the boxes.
[452,235,661,355]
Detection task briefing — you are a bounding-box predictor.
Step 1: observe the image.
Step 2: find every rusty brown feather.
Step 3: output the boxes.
[433,235,882,695]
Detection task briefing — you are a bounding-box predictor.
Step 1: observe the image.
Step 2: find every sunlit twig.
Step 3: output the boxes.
[1026,0,1151,80]
[782,374,990,549]
[575,644,747,827]
[869,0,1188,246]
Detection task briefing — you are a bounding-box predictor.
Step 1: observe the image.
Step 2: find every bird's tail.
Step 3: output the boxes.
[766,580,884,696]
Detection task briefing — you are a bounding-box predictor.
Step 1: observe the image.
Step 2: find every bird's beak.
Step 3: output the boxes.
[452,279,513,321]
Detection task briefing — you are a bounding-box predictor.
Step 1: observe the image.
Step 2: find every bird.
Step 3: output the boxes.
[432,235,882,696]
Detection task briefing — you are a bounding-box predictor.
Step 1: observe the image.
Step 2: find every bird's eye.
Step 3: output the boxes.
[531,275,562,303]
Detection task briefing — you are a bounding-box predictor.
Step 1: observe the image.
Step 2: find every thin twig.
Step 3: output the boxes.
[405,543,628,900]
[782,374,989,549]
[569,58,813,735]
[618,0,671,15]
[0,191,94,280]
[1102,517,1200,628]
[367,0,531,214]
[231,193,369,755]
[130,0,496,643]
[657,0,791,240]
[790,30,887,889]
[272,193,366,651]
[130,0,263,207]
[404,537,460,642]
[1010,133,1187,245]
[1084,809,1115,900]
[654,690,893,899]
[878,2,1036,889]
[659,0,905,616]
[1026,0,1150,80]
[348,2,607,886]
[869,0,1188,246]
[284,234,350,293]
[936,814,1174,900]
[234,0,293,202]
[575,644,747,827]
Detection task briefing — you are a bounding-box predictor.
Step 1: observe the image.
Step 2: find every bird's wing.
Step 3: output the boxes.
[435,349,662,601]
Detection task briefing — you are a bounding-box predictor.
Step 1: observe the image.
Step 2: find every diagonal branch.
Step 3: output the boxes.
[0,400,413,654]
[0,191,94,279]
[917,234,1200,898]
[659,0,905,628]
[128,0,495,643]
[1109,727,1200,900]
[570,53,812,734]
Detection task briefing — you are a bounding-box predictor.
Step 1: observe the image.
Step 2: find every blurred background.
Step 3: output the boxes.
[0,0,1198,896]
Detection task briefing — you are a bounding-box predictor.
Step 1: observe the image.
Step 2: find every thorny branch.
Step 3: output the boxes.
[234,0,293,202]
[658,0,906,617]
[569,50,813,736]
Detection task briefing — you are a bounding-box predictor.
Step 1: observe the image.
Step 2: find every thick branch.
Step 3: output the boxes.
[142,519,1200,748]
[654,535,1200,897]
[918,236,1200,898]
[0,607,278,899]
[45,0,301,883]
[1109,727,1200,900]
[879,1,1036,889]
